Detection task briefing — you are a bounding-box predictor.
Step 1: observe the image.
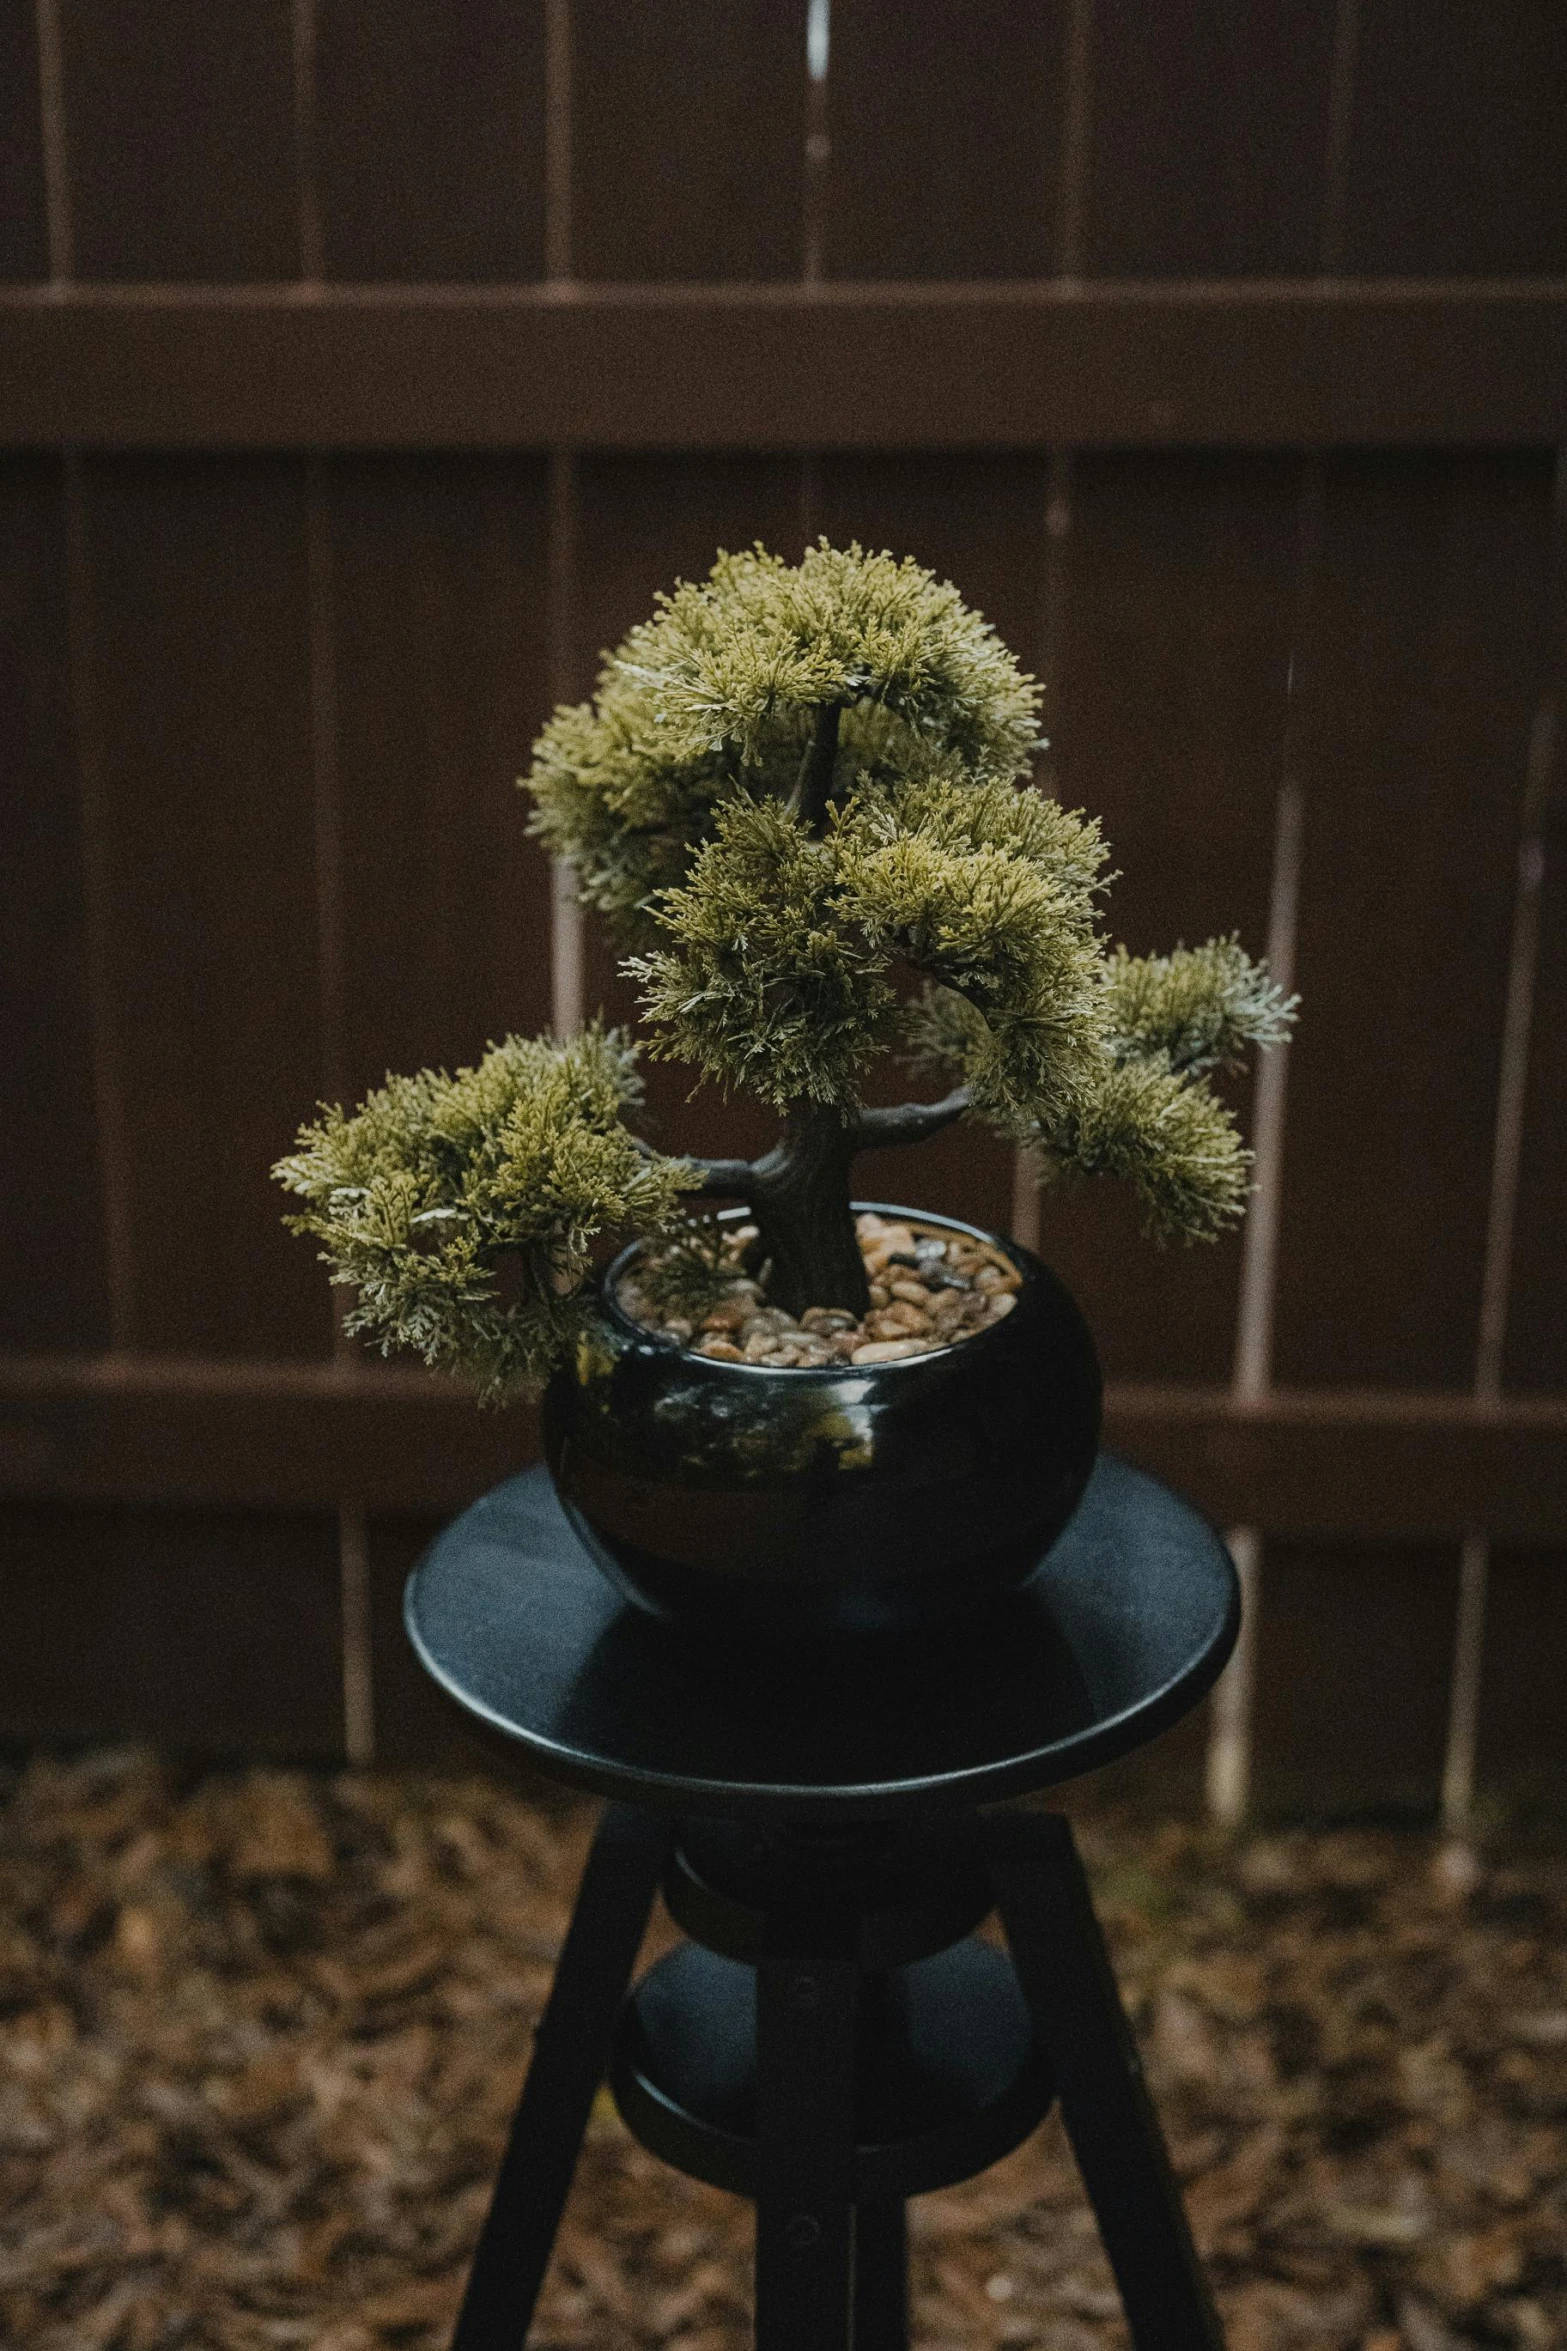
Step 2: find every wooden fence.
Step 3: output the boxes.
[2,1,1564,1818]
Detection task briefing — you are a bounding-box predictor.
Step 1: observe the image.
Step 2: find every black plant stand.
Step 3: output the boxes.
[405,1453,1240,2351]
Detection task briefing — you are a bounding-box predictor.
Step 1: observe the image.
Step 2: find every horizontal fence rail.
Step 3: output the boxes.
[0,280,1564,449]
[1,1357,1565,1541]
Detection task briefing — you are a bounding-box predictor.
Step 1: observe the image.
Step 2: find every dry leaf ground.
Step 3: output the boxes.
[0,1749,1562,2350]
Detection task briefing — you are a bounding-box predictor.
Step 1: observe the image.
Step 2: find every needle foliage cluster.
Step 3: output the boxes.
[274,1027,694,1401]
[276,541,1294,1397]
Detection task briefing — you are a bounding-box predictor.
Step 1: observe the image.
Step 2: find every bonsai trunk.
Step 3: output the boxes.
[747,1101,869,1320]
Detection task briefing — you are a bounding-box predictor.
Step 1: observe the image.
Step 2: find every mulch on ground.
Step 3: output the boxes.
[0,1749,1562,2350]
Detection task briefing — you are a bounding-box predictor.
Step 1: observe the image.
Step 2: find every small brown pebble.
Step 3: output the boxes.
[739,1308,796,1342]
[801,1306,857,1332]
[627,1212,1021,1367]
[700,1300,749,1332]
[851,1338,929,1365]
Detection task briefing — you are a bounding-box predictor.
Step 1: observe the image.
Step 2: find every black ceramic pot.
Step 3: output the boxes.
[543,1203,1101,1642]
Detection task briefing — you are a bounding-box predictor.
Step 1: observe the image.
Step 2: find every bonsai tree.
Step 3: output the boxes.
[276,542,1293,1399]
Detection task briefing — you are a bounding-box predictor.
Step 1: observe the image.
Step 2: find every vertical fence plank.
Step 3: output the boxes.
[82,456,329,1359]
[1085,0,1338,277]
[1344,0,1567,275]
[1043,455,1300,1381]
[315,0,547,280]
[58,0,300,278]
[1477,1550,1567,1823]
[1253,1544,1460,1818]
[824,0,1068,278]
[1506,835,1567,1391]
[0,1501,344,1759]
[0,4,47,277]
[570,454,806,1160]
[571,0,807,280]
[325,456,555,1100]
[811,453,1052,1237]
[0,456,109,1350]
[1273,453,1555,1391]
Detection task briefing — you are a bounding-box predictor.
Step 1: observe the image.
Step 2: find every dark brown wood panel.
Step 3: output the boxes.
[1044,455,1301,1382]
[1506,816,1567,1391]
[0,457,109,1352]
[1478,1549,1567,1816]
[1085,1,1337,277]
[4,1359,1564,1540]
[1345,0,1567,277]
[812,452,1053,1238]
[0,2,47,279]
[316,0,547,281]
[327,457,554,1100]
[572,0,807,280]
[82,457,329,1360]
[571,453,805,1161]
[1252,1540,1459,1818]
[1274,453,1556,1389]
[0,1500,342,1758]
[825,0,1068,279]
[59,0,300,280]
[5,286,1567,450]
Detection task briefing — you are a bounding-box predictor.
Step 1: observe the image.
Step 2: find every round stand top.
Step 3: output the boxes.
[405,1456,1238,1819]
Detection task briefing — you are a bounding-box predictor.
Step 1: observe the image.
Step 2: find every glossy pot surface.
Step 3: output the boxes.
[543,1204,1102,1641]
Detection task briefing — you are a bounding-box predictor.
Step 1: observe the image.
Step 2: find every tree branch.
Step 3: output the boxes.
[683,1155,759,1198]
[789,699,842,837]
[630,1134,756,1197]
[851,1086,972,1151]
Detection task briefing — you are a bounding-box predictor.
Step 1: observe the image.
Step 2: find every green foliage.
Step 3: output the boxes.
[906,931,1294,1243]
[528,538,1295,1246]
[625,765,1112,1125]
[625,796,899,1108]
[1101,937,1296,1076]
[272,1028,696,1403]
[526,540,1042,931]
[1034,1059,1254,1244]
[630,1213,743,1323]
[278,541,1297,1393]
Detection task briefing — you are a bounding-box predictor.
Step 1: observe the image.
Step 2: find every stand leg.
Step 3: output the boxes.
[852,2200,908,2350]
[984,1811,1225,2351]
[451,1804,671,2351]
[754,1921,859,2351]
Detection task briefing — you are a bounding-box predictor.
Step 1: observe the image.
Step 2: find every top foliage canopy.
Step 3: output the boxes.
[277,542,1294,1399]
[532,537,1291,1198]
